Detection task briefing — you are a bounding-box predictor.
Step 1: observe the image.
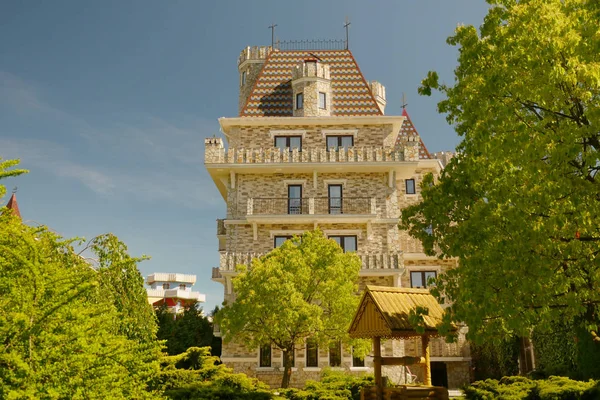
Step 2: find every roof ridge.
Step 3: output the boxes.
[366,285,430,294]
[239,48,276,117]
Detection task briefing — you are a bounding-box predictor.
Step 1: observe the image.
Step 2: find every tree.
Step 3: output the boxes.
[156,302,218,356]
[401,0,600,342]
[0,158,27,198]
[217,230,367,388]
[0,165,162,397]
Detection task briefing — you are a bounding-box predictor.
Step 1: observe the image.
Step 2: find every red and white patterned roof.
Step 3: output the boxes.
[240,49,383,117]
[396,109,431,160]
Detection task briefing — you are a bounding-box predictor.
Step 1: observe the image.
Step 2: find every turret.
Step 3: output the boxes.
[238,46,271,114]
[369,81,387,114]
[291,59,332,117]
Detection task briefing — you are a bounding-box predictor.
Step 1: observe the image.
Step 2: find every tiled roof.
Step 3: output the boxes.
[396,109,431,159]
[349,285,448,339]
[5,193,21,219]
[241,50,383,117]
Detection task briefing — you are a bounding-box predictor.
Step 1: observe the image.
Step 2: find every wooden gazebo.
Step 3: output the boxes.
[349,286,452,400]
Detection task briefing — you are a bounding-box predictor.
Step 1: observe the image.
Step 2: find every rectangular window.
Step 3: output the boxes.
[259,344,271,367]
[241,71,246,86]
[329,235,357,252]
[296,93,304,109]
[410,271,437,288]
[329,342,341,367]
[326,135,354,151]
[274,236,293,248]
[352,347,365,367]
[405,179,416,194]
[306,339,318,367]
[328,184,343,214]
[319,92,327,109]
[288,185,303,215]
[274,136,302,152]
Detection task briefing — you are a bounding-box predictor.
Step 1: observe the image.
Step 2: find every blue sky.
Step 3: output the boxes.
[0,1,489,312]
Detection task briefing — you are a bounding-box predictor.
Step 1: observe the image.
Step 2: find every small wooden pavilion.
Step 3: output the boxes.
[349,286,452,400]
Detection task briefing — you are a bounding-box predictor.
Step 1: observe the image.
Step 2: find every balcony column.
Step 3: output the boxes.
[370,198,377,214]
[309,197,315,214]
[247,198,254,215]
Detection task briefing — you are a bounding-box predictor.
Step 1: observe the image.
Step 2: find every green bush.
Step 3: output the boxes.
[279,370,374,400]
[463,376,598,400]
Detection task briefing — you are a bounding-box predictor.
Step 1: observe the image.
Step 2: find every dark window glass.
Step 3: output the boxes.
[306,339,318,367]
[162,283,170,289]
[405,179,416,194]
[329,342,341,367]
[329,236,357,252]
[288,185,302,215]
[296,93,303,109]
[319,92,327,109]
[410,271,437,288]
[326,135,354,151]
[275,136,302,152]
[260,344,271,367]
[328,184,343,214]
[241,71,246,86]
[352,347,364,367]
[274,236,293,248]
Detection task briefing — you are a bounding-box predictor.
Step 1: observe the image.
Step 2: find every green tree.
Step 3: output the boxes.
[217,230,367,388]
[0,158,27,198]
[401,0,600,342]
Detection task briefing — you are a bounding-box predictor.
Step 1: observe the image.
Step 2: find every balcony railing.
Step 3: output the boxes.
[247,197,375,216]
[205,146,405,165]
[217,251,403,273]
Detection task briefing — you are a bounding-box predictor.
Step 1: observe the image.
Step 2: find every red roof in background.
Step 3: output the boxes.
[5,193,21,219]
[241,49,383,117]
[396,108,431,160]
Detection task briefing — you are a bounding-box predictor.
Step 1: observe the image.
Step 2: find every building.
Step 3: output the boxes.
[146,273,206,313]
[206,45,470,388]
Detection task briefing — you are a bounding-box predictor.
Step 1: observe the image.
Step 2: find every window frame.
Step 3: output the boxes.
[274,135,302,152]
[328,184,343,214]
[274,235,293,248]
[328,235,357,252]
[405,178,416,195]
[352,347,365,367]
[259,344,271,368]
[162,283,170,290]
[319,92,327,109]
[241,70,247,86]
[179,284,186,290]
[287,184,303,215]
[329,341,342,367]
[410,270,438,289]
[306,339,318,368]
[326,135,354,152]
[296,93,304,109]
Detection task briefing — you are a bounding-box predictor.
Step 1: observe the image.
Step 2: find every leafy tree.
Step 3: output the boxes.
[401,0,600,342]
[0,158,27,198]
[217,230,367,388]
[156,302,218,356]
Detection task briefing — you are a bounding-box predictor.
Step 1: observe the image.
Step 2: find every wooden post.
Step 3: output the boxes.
[422,335,431,386]
[374,336,382,400]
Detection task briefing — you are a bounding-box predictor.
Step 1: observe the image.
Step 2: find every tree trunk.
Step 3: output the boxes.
[281,349,293,388]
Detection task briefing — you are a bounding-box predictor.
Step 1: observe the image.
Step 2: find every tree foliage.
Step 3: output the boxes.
[401,0,600,341]
[0,158,27,199]
[217,230,367,388]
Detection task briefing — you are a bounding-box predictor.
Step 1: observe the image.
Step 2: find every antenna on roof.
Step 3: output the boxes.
[344,17,351,50]
[12,186,17,194]
[401,92,408,109]
[268,24,278,48]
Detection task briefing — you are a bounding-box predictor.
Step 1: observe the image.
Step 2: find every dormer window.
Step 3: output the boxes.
[319,92,327,109]
[296,93,304,109]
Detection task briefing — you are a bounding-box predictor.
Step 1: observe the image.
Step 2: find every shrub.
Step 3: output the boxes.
[463,376,597,400]
[279,370,374,400]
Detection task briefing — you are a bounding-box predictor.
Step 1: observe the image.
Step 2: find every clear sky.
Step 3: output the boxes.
[0,1,489,312]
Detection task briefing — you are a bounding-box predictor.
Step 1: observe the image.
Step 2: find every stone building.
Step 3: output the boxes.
[206,45,470,388]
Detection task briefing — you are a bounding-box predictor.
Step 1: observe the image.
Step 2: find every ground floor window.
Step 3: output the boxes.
[352,347,364,367]
[329,341,341,367]
[306,339,318,367]
[259,344,271,367]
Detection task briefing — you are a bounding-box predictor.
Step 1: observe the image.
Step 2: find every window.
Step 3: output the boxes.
[282,348,295,368]
[328,184,343,214]
[259,344,271,367]
[241,71,246,86]
[410,271,437,288]
[329,342,341,367]
[274,236,293,248]
[179,284,186,290]
[275,136,302,152]
[288,185,303,215]
[329,236,357,252]
[296,93,304,109]
[306,339,318,367]
[326,135,354,151]
[162,283,170,290]
[319,92,327,109]
[352,347,365,367]
[405,179,416,194]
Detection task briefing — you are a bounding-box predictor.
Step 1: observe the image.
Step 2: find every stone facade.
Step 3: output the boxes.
[207,45,471,390]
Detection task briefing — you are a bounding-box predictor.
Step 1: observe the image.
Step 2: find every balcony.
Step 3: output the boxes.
[214,251,404,275]
[146,288,206,303]
[146,273,197,285]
